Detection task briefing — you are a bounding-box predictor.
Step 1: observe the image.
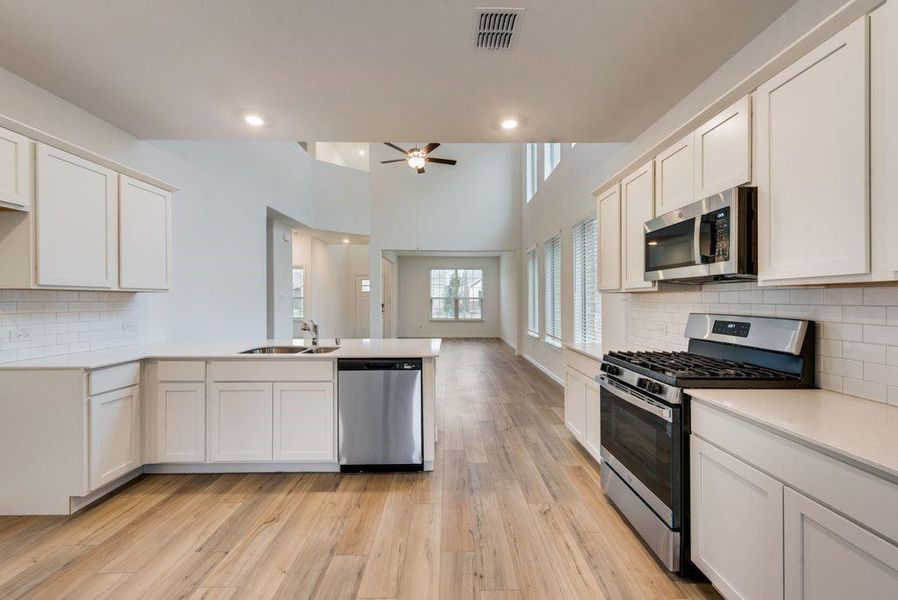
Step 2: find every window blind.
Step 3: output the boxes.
[544,236,561,344]
[429,268,484,320]
[573,216,601,345]
[527,248,539,335]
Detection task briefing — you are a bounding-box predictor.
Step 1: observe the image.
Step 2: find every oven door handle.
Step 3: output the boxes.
[598,377,673,423]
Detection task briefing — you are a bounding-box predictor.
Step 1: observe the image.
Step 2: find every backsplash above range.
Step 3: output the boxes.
[0,290,143,363]
[625,282,898,406]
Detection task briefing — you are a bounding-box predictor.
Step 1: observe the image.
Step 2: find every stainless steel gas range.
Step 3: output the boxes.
[597,313,815,576]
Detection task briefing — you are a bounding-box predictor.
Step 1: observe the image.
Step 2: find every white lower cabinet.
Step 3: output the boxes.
[583,379,601,459]
[784,487,898,600]
[273,382,335,462]
[208,382,273,462]
[690,435,784,600]
[157,382,205,463]
[90,384,141,490]
[564,367,587,441]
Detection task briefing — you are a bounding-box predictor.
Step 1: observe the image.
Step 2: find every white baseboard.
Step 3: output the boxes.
[70,467,144,514]
[499,336,517,352]
[522,353,564,386]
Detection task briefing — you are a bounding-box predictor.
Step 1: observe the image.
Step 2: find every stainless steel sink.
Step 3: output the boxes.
[240,346,305,354]
[299,346,339,354]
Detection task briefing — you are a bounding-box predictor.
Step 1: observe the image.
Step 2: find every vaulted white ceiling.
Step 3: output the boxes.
[0,0,797,142]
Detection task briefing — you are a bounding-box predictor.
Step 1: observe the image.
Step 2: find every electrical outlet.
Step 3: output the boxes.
[122,321,136,332]
[10,326,33,341]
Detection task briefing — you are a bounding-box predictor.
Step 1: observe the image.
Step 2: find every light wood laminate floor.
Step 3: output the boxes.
[0,339,720,599]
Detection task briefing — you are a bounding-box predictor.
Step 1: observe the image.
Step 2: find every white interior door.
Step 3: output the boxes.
[354,274,370,338]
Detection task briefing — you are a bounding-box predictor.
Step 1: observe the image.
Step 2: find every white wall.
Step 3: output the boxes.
[0,66,371,352]
[499,251,518,349]
[267,219,294,339]
[396,256,500,339]
[368,143,521,337]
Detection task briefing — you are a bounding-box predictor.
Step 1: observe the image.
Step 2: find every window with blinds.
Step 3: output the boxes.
[573,216,601,345]
[526,248,539,335]
[525,143,539,202]
[544,143,561,179]
[430,269,484,320]
[544,236,561,345]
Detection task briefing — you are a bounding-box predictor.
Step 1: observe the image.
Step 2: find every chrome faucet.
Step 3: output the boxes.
[301,320,319,345]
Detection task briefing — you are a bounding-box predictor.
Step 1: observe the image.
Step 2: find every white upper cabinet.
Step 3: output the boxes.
[119,175,171,290]
[756,17,869,283]
[597,184,622,291]
[694,95,751,199]
[784,487,898,600]
[0,126,31,211]
[654,134,695,215]
[621,161,657,291]
[35,143,117,288]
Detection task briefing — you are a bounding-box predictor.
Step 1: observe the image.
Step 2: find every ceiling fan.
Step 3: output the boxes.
[380,143,457,174]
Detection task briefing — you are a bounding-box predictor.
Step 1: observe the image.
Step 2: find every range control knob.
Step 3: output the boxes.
[637,378,664,395]
[601,363,621,376]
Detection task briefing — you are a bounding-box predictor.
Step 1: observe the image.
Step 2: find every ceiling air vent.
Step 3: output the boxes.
[474,8,524,50]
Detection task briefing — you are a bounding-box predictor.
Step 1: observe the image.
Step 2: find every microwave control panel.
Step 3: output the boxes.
[711,207,730,261]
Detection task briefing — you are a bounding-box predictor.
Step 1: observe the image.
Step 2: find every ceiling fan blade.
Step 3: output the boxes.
[384,142,408,154]
[423,142,441,155]
[417,167,426,174]
[426,157,457,165]
[380,159,407,164]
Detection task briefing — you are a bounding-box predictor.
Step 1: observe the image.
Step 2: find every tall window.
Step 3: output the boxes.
[292,267,305,319]
[573,216,601,345]
[544,143,561,179]
[526,248,539,336]
[525,143,538,202]
[430,269,483,320]
[544,236,561,345]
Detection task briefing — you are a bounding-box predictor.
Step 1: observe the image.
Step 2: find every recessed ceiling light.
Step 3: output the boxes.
[358,149,366,156]
[501,118,519,130]
[343,238,350,244]
[244,114,265,127]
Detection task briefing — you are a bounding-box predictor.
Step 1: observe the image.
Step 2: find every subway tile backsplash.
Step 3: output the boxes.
[0,290,143,363]
[624,282,898,406]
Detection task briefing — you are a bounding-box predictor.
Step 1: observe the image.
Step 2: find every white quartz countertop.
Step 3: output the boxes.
[688,388,898,481]
[563,342,603,362]
[0,338,442,370]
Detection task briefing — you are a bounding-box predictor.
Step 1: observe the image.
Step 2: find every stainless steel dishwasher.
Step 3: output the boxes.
[337,358,423,472]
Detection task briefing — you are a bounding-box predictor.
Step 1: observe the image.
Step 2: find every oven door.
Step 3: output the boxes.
[599,376,682,528]
[643,199,708,282]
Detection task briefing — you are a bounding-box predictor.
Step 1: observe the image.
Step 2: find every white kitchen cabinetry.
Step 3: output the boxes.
[690,435,784,600]
[694,95,751,199]
[756,17,869,283]
[583,379,601,459]
[654,134,694,215]
[156,382,206,463]
[564,367,587,441]
[90,384,141,490]
[273,382,335,462]
[209,382,274,462]
[119,175,171,290]
[597,184,621,291]
[784,487,898,600]
[621,161,657,291]
[0,126,31,210]
[35,143,117,288]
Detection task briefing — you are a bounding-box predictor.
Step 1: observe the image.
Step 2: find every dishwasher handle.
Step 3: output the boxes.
[338,358,422,371]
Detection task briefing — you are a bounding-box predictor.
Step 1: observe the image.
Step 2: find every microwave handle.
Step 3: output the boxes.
[597,377,673,423]
[693,216,702,265]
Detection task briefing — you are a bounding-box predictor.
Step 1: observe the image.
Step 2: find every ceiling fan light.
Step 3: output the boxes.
[408,155,426,169]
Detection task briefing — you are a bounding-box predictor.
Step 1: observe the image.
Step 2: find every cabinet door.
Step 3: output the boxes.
[621,161,656,291]
[756,18,869,282]
[157,382,205,463]
[583,378,601,460]
[654,134,695,215]
[35,143,116,288]
[0,126,31,210]
[273,382,335,462]
[119,175,171,290]
[871,0,898,275]
[694,95,751,199]
[691,435,784,600]
[564,368,587,441]
[208,382,273,462]
[90,385,141,490]
[784,487,898,599]
[598,184,621,291]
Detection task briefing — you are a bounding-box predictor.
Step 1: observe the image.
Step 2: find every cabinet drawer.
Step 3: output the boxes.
[157,360,205,382]
[89,362,140,395]
[209,360,333,382]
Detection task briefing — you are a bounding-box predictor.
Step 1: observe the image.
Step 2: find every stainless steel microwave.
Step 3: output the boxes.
[644,187,757,283]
